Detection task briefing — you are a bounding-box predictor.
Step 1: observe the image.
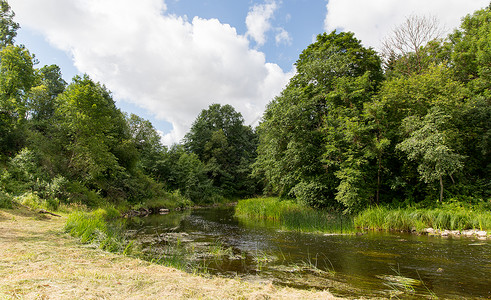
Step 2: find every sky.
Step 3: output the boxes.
[8,0,489,145]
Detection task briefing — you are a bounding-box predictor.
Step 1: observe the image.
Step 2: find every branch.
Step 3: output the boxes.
[38,209,62,217]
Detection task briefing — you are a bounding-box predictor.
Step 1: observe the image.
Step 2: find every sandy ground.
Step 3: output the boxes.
[0,209,340,299]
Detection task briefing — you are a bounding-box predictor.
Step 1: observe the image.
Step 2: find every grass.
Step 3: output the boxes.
[64,207,136,255]
[0,207,339,299]
[237,197,491,234]
[235,197,354,233]
[355,206,491,232]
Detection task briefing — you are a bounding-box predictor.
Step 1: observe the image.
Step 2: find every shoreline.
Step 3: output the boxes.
[0,208,339,299]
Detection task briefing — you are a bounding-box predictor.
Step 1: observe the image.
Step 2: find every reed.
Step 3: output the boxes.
[235,197,354,233]
[354,206,491,232]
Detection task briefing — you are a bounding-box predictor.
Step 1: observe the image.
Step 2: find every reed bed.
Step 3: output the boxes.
[354,206,491,232]
[235,197,354,233]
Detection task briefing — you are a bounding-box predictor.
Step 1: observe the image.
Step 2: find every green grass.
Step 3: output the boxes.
[235,197,354,233]
[64,208,135,254]
[237,198,491,233]
[355,206,491,232]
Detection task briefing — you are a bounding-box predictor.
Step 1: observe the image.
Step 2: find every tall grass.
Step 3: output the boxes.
[355,206,491,232]
[235,198,354,233]
[64,208,135,254]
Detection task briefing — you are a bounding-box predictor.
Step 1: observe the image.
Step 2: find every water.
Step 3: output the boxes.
[125,207,491,299]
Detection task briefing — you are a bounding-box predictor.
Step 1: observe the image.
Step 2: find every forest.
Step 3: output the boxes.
[0,1,489,217]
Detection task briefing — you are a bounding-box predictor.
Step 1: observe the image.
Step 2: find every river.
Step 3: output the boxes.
[125,207,491,299]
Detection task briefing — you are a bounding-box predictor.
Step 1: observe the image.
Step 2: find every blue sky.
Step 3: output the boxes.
[10,0,489,145]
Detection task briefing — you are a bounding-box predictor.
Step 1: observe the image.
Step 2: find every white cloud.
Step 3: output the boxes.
[245,0,278,46]
[10,0,292,145]
[275,28,292,46]
[324,0,489,50]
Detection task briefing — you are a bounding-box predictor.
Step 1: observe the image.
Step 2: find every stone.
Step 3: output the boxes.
[425,228,436,234]
[476,231,487,237]
[441,230,450,236]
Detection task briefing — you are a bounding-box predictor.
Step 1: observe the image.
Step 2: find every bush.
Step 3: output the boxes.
[0,191,13,209]
[14,192,60,211]
[291,180,332,208]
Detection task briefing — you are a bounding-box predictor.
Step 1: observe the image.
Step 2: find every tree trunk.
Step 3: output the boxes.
[376,155,381,204]
[439,175,443,202]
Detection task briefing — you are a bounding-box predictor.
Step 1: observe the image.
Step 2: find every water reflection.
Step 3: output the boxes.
[125,207,491,299]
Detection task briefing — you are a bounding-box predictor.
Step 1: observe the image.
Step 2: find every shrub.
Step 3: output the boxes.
[0,191,13,209]
[291,180,331,208]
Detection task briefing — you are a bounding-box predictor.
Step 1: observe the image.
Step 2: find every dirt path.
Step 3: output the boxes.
[0,209,339,299]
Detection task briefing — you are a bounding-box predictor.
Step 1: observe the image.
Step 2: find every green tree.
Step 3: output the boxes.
[397,108,465,202]
[255,31,383,209]
[0,45,36,158]
[184,103,257,197]
[448,4,491,93]
[0,0,19,48]
[126,113,165,177]
[54,75,132,200]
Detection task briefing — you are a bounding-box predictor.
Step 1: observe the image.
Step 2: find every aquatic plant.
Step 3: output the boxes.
[235,197,355,233]
[355,206,491,232]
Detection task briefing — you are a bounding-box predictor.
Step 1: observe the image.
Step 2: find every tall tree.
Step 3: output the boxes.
[54,75,131,198]
[184,104,257,197]
[255,31,383,209]
[0,45,36,158]
[447,4,491,94]
[397,108,465,202]
[0,0,19,48]
[381,14,444,75]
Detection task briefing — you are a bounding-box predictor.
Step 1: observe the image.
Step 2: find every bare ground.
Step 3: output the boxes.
[0,209,340,299]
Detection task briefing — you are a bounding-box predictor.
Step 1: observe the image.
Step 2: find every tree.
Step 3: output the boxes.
[0,45,36,158]
[126,113,166,177]
[447,5,491,94]
[397,108,465,202]
[381,14,444,75]
[255,31,383,209]
[184,104,257,197]
[54,75,131,197]
[0,0,19,48]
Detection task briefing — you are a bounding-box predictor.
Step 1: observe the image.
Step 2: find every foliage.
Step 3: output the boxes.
[0,45,36,159]
[447,5,491,93]
[0,190,12,208]
[184,103,258,197]
[0,0,19,48]
[397,107,465,201]
[255,31,383,209]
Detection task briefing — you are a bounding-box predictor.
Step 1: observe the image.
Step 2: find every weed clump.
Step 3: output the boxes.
[64,208,135,254]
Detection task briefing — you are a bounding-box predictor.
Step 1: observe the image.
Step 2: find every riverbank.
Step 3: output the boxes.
[0,208,339,299]
[235,198,491,237]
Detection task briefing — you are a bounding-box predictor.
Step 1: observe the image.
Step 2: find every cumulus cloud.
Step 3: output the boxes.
[245,0,278,46]
[324,0,489,50]
[10,0,292,145]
